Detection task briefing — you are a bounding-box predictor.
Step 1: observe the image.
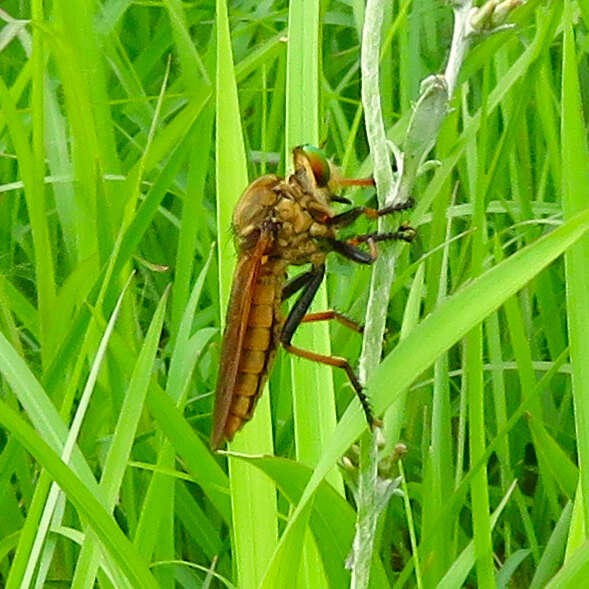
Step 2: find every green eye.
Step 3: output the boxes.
[300,144,331,187]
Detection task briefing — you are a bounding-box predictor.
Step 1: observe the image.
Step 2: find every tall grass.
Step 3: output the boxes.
[0,1,588,588]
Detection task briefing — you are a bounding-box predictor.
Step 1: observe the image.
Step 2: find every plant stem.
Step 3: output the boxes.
[352,1,476,587]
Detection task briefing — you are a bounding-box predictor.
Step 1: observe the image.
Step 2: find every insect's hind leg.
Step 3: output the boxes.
[301,310,363,333]
[282,343,379,428]
[280,264,378,428]
[281,270,315,301]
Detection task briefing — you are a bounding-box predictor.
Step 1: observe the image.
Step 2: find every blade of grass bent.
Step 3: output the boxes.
[261,207,589,584]
[0,337,98,487]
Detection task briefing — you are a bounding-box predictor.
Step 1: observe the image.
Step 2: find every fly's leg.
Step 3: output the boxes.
[346,223,417,246]
[282,343,378,427]
[280,263,378,428]
[326,225,415,265]
[283,272,364,332]
[281,270,315,301]
[282,268,363,332]
[323,222,416,265]
[326,198,415,228]
[301,311,363,333]
[281,264,326,336]
[326,239,376,264]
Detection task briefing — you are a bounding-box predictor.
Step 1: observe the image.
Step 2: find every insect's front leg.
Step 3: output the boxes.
[346,224,417,247]
[325,222,416,265]
[326,198,415,228]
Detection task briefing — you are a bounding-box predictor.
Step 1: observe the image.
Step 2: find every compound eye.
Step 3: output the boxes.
[300,144,331,187]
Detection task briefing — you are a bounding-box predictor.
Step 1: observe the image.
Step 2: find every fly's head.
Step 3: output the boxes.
[292,145,336,206]
[294,144,376,197]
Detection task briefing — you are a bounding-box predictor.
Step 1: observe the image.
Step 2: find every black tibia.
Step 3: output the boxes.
[326,208,364,227]
[330,194,352,204]
[282,270,315,301]
[281,264,326,345]
[326,197,415,228]
[327,238,375,264]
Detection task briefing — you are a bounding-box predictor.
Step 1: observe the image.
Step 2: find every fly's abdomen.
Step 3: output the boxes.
[224,268,282,440]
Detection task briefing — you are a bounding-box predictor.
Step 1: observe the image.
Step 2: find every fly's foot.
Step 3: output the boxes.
[370,416,384,429]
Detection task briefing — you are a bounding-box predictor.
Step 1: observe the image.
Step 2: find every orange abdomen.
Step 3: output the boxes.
[222,262,284,441]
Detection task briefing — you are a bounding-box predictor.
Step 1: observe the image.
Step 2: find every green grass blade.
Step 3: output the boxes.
[70,286,169,587]
[282,2,342,586]
[133,247,215,562]
[215,1,277,587]
[545,534,589,588]
[0,332,97,485]
[286,0,342,482]
[265,206,589,581]
[0,70,55,365]
[24,274,133,588]
[530,503,573,588]
[561,0,589,537]
[0,400,159,589]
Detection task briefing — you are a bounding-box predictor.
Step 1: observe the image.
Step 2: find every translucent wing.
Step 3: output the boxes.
[211,229,273,449]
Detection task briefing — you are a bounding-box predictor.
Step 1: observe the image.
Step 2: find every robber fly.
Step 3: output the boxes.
[211,145,414,449]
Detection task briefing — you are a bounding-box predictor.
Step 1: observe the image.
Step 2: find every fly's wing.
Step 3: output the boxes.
[211,230,273,449]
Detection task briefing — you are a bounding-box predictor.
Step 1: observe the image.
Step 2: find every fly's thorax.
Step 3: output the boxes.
[272,190,334,265]
[274,196,311,234]
[232,174,281,246]
[272,176,335,240]
[231,160,336,261]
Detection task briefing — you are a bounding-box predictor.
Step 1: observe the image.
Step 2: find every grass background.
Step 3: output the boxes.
[1,0,589,587]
